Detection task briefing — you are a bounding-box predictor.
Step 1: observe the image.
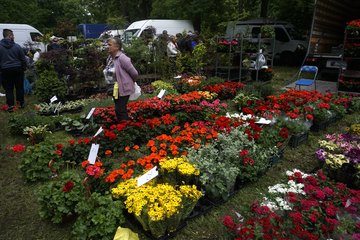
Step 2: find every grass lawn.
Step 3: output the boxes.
[0,66,357,240]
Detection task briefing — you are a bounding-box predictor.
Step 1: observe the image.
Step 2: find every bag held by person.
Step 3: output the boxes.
[129,82,141,101]
[113,82,119,99]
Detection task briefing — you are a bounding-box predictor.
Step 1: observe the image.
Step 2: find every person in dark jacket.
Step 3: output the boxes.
[0,29,27,112]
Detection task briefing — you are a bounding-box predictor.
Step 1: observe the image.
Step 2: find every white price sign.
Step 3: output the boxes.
[137,167,159,187]
[50,95,58,103]
[86,107,96,119]
[93,127,103,137]
[87,143,99,165]
[157,89,166,99]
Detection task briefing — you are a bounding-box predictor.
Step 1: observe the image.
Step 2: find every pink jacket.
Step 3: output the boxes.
[113,51,138,96]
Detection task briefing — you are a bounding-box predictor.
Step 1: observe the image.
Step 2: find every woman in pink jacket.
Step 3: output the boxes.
[107,37,138,121]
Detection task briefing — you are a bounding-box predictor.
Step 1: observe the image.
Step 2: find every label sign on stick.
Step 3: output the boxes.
[54,102,61,114]
[255,118,271,125]
[50,96,58,103]
[87,143,99,165]
[157,89,166,99]
[86,107,96,119]
[93,127,103,137]
[137,167,159,187]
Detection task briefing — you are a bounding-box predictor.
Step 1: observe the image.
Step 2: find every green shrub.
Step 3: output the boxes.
[9,112,63,135]
[244,82,275,98]
[35,68,67,102]
[36,170,85,224]
[72,192,125,240]
[19,141,64,182]
[151,80,178,95]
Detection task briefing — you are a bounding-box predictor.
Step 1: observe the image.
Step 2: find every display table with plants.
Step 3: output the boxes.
[7,81,360,239]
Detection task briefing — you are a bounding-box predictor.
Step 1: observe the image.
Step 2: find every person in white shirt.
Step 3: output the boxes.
[33,49,41,62]
[167,35,179,77]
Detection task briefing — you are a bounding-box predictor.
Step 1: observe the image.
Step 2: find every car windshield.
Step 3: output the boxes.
[123,29,140,43]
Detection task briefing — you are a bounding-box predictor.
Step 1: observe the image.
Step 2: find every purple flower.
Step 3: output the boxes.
[346,148,360,164]
[316,149,326,161]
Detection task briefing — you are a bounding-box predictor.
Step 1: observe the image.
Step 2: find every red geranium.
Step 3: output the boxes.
[62,181,74,193]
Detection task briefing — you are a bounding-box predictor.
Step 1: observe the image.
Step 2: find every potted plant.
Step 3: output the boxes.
[111,178,202,238]
[72,192,125,240]
[315,132,360,189]
[23,124,52,144]
[35,170,85,224]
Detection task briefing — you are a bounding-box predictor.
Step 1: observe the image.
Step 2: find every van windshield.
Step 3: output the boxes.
[30,32,42,42]
[123,29,140,43]
[286,27,305,40]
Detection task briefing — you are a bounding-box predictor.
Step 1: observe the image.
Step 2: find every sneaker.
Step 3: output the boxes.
[0,92,5,97]
[7,106,14,112]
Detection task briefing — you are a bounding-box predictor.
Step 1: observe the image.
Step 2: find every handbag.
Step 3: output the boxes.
[129,82,141,100]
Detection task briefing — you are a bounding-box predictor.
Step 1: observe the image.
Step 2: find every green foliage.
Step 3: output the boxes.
[151,80,178,95]
[34,68,67,102]
[8,112,63,135]
[23,124,52,145]
[35,170,85,224]
[232,91,259,110]
[71,45,107,92]
[123,38,154,75]
[244,82,275,98]
[72,192,125,240]
[19,141,64,182]
[60,115,98,136]
[260,25,275,38]
[187,127,277,200]
[199,76,225,88]
[176,43,207,74]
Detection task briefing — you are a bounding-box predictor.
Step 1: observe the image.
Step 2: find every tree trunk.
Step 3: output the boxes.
[260,0,269,18]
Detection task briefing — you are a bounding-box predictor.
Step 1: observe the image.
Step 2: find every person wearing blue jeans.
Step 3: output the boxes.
[0,29,26,112]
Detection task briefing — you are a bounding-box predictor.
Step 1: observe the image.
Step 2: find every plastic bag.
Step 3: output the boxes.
[129,82,141,101]
[24,78,32,95]
[113,227,139,240]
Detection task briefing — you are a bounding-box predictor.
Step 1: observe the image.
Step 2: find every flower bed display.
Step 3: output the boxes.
[13,85,360,239]
[316,132,360,189]
[223,169,360,239]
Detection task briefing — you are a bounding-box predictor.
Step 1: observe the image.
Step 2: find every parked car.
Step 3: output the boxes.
[0,23,45,52]
[226,18,308,65]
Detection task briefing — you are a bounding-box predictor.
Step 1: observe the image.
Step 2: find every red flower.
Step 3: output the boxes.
[279,127,289,139]
[53,150,62,156]
[314,189,326,200]
[290,211,304,224]
[11,144,26,153]
[239,149,249,156]
[306,114,314,121]
[223,216,236,230]
[63,181,74,193]
[56,144,63,149]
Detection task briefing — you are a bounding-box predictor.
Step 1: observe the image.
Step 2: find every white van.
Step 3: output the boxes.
[0,23,45,52]
[226,18,308,64]
[99,29,125,39]
[123,19,194,43]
